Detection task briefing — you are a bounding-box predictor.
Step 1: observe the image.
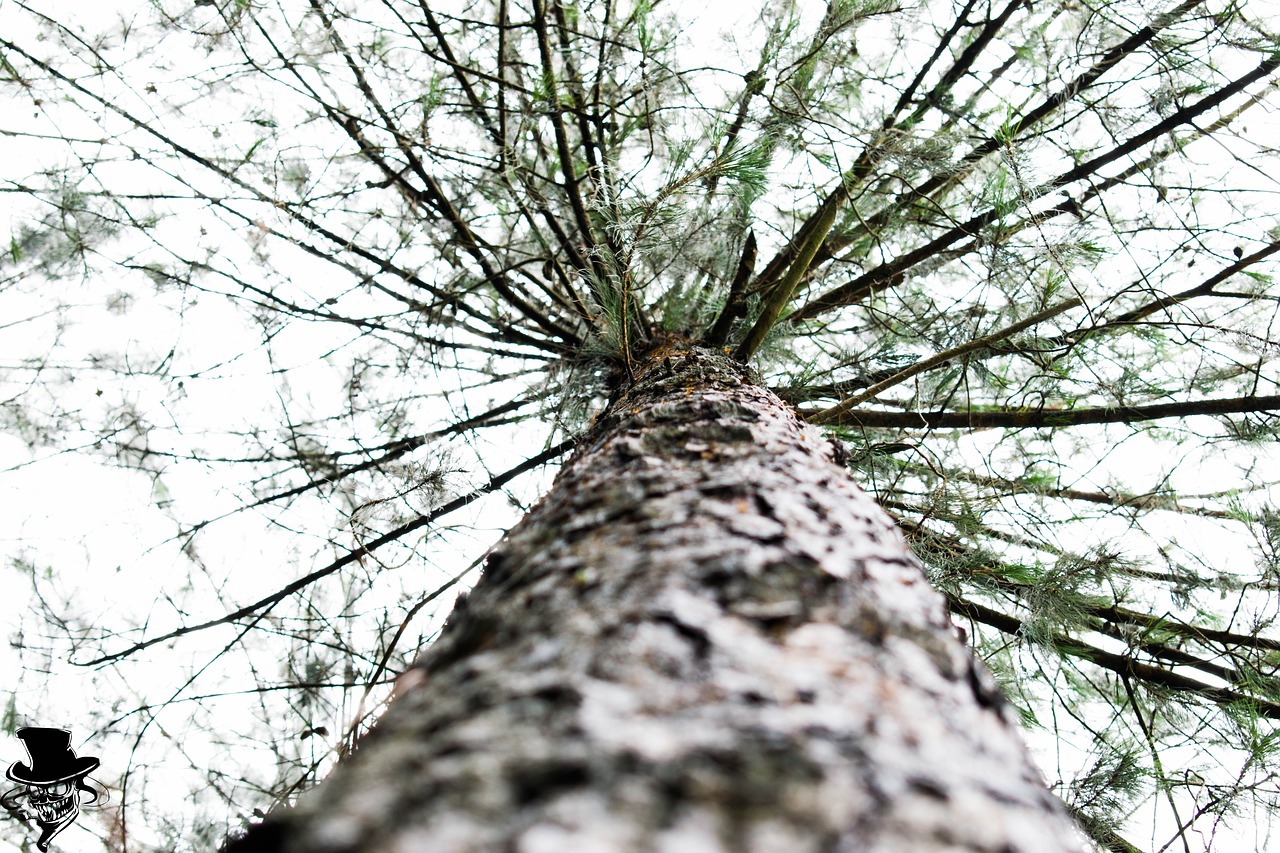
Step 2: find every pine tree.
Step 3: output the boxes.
[1,1,1277,850]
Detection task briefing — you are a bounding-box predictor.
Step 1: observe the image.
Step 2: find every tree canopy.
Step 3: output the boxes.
[1,0,1278,850]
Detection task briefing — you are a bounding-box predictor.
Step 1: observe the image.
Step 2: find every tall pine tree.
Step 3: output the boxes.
[1,0,1277,850]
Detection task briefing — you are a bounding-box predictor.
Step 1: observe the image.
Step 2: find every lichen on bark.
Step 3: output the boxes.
[231,342,1084,853]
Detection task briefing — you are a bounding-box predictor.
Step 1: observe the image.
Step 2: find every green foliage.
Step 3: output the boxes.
[1066,747,1149,847]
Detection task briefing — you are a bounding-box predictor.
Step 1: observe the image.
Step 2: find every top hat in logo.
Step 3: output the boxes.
[6,728,99,786]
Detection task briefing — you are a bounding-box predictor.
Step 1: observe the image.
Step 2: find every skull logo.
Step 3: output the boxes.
[2,728,104,851]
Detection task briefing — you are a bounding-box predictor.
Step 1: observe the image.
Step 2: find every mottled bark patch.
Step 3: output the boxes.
[229,343,1082,853]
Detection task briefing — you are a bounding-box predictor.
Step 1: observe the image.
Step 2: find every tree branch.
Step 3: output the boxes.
[804,394,1280,429]
[735,191,842,361]
[704,231,756,347]
[809,295,1084,424]
[948,596,1280,720]
[790,23,1274,324]
[80,439,575,666]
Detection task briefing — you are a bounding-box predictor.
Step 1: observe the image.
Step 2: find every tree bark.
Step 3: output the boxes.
[229,342,1084,853]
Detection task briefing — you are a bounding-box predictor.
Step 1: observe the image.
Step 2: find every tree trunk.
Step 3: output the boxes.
[230,342,1084,853]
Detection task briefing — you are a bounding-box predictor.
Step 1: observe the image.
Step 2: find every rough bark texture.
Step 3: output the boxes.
[230,342,1084,853]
